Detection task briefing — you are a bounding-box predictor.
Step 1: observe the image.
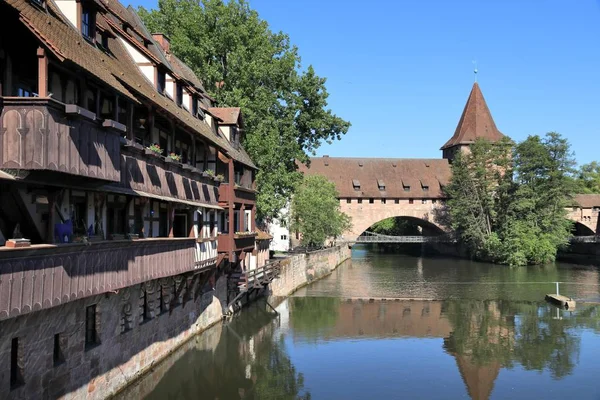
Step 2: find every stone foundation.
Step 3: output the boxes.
[0,272,227,400]
[268,245,352,301]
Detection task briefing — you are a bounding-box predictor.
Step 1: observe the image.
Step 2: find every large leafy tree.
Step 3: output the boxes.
[290,175,351,247]
[139,0,350,220]
[446,133,575,266]
[574,161,600,193]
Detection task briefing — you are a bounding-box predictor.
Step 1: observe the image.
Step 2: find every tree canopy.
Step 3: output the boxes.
[139,0,350,220]
[574,161,600,194]
[290,175,351,247]
[445,133,576,266]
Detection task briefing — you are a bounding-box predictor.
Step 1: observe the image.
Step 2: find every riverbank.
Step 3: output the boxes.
[111,244,351,398]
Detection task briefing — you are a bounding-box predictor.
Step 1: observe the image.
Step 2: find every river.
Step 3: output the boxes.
[120,246,600,400]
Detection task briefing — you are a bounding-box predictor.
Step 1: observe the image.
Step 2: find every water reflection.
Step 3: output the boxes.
[123,250,600,400]
[121,304,310,400]
[288,297,600,400]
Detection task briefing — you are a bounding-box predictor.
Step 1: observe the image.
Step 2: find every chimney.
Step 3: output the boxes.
[323,155,329,166]
[152,33,170,53]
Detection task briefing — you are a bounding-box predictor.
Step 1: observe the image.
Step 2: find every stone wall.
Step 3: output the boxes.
[0,271,227,400]
[558,242,600,266]
[269,245,352,300]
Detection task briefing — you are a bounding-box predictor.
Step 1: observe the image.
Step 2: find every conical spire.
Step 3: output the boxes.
[441,82,504,150]
[454,355,501,400]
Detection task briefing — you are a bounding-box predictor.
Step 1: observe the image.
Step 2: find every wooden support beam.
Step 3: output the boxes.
[36,47,48,98]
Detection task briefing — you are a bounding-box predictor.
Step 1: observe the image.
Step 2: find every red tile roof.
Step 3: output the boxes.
[441,83,505,150]
[300,157,451,198]
[573,194,600,208]
[209,107,241,125]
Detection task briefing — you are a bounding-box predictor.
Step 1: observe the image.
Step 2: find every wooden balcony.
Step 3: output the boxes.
[0,97,122,182]
[218,183,256,206]
[0,237,215,321]
[114,141,220,205]
[217,232,256,254]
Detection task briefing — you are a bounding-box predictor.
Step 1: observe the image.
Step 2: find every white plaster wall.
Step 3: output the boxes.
[220,125,231,141]
[119,37,155,85]
[55,0,78,28]
[165,75,175,99]
[182,90,190,111]
[269,204,290,252]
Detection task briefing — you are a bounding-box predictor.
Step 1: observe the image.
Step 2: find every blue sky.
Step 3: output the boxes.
[129,0,600,164]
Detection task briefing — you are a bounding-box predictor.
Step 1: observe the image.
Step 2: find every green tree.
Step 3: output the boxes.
[290,175,351,247]
[575,161,600,193]
[446,133,575,266]
[139,0,350,220]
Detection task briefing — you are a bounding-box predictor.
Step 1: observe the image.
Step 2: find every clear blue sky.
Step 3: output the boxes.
[129,0,600,165]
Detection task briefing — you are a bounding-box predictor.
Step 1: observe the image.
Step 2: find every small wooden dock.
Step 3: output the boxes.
[545,294,576,309]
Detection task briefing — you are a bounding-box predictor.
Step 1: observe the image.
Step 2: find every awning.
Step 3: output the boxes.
[100,186,223,210]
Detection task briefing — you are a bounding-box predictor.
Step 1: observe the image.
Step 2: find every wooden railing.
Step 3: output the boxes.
[0,97,122,182]
[236,260,282,291]
[0,238,202,320]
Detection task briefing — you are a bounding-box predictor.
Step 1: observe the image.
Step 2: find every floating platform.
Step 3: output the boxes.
[545,294,576,309]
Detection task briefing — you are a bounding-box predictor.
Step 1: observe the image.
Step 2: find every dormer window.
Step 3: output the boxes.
[377,179,385,191]
[157,70,166,94]
[30,0,45,9]
[403,184,410,192]
[352,179,361,191]
[192,96,198,116]
[81,5,94,40]
[420,180,429,192]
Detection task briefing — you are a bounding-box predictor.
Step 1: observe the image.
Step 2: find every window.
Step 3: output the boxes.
[192,96,198,116]
[409,199,414,204]
[281,235,288,241]
[107,195,127,237]
[101,34,109,51]
[234,210,240,232]
[10,337,23,389]
[352,179,361,191]
[141,289,151,322]
[17,87,33,97]
[394,199,400,204]
[85,305,98,348]
[176,83,183,106]
[220,212,229,233]
[346,198,351,203]
[403,185,410,192]
[422,185,429,192]
[357,199,363,204]
[432,199,437,204]
[422,199,427,204]
[244,209,252,232]
[369,198,374,204]
[381,199,386,204]
[81,6,94,40]
[157,70,166,94]
[377,179,385,191]
[53,333,65,366]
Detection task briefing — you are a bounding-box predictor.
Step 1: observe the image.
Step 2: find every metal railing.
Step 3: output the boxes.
[354,231,456,243]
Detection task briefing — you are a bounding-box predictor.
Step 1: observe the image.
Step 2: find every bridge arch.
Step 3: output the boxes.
[341,202,447,242]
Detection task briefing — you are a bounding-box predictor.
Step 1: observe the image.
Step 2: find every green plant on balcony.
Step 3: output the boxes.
[204,169,215,177]
[168,152,182,162]
[215,174,225,182]
[147,143,162,156]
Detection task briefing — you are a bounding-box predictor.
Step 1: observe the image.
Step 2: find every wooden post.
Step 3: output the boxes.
[127,103,134,141]
[36,47,48,98]
[167,203,174,238]
[46,192,56,244]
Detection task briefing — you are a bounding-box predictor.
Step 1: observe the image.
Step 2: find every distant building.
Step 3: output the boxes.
[268,204,291,252]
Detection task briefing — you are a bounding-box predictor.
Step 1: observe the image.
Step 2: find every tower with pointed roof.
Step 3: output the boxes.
[441,82,505,161]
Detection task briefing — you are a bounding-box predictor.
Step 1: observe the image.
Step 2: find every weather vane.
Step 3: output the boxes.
[472,60,478,82]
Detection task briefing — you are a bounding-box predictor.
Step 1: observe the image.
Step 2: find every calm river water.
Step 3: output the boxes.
[121,246,600,400]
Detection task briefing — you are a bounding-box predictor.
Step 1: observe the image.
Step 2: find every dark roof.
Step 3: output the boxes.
[5,0,257,169]
[441,83,505,150]
[256,229,273,240]
[168,53,206,93]
[300,157,451,198]
[573,194,600,208]
[209,107,241,125]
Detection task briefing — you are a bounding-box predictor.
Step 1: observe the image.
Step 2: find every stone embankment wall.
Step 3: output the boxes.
[558,242,600,265]
[0,273,227,400]
[0,245,351,399]
[269,245,352,300]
